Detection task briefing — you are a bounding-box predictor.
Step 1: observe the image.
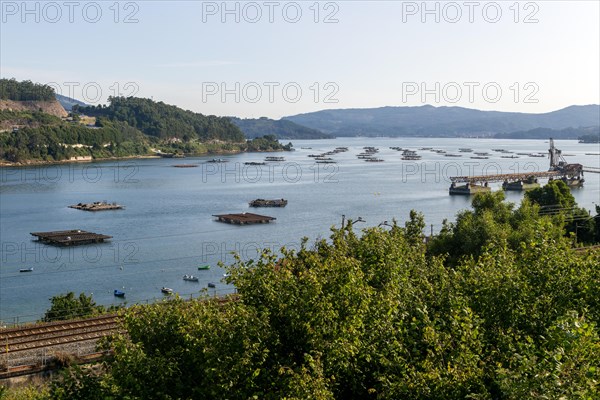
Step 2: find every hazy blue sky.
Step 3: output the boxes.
[1,1,598,118]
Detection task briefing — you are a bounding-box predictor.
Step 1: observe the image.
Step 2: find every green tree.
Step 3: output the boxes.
[42,292,100,322]
[525,179,575,211]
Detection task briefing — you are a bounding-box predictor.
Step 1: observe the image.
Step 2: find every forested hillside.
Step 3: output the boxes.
[0,78,55,101]
[77,97,245,142]
[0,117,148,162]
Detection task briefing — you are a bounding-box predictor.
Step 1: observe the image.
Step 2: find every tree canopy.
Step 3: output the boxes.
[41,194,600,399]
[77,97,245,142]
[0,78,56,101]
[42,292,101,322]
[0,117,149,162]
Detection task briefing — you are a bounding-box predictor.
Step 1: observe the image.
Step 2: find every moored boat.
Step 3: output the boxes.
[19,267,33,272]
[207,282,216,288]
[114,289,125,297]
[183,275,199,282]
[161,287,173,294]
[198,265,210,270]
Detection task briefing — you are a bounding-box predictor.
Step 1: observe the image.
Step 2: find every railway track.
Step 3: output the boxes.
[0,314,119,355]
[0,296,235,375]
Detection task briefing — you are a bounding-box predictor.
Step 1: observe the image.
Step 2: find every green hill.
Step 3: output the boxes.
[0,78,55,101]
[77,97,245,143]
[0,115,149,163]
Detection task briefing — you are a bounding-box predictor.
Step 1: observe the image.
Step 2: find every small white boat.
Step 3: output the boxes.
[183,275,199,282]
[20,267,33,273]
[161,287,173,294]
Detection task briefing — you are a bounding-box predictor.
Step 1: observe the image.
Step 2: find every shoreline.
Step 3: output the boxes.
[0,154,162,168]
[0,148,291,168]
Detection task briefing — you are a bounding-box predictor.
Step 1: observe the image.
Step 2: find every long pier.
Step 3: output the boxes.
[449,139,589,195]
[450,170,562,184]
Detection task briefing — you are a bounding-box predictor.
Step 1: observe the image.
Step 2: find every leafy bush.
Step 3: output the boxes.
[44,196,600,398]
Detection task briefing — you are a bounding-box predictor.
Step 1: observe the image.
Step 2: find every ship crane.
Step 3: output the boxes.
[548,138,567,170]
[548,138,585,184]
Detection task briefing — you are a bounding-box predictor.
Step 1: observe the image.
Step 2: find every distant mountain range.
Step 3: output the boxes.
[283,105,600,138]
[495,126,600,140]
[229,117,332,140]
[52,90,600,140]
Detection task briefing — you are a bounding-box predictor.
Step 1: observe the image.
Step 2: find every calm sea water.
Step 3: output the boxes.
[1,138,599,323]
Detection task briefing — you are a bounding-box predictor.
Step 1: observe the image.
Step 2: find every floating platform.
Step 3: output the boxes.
[249,199,288,207]
[213,213,276,225]
[30,230,112,246]
[68,202,123,211]
[173,164,198,168]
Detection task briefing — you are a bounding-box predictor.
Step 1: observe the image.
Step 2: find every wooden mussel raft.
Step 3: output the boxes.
[69,201,123,211]
[249,198,288,207]
[31,230,112,246]
[172,164,198,168]
[213,213,276,225]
